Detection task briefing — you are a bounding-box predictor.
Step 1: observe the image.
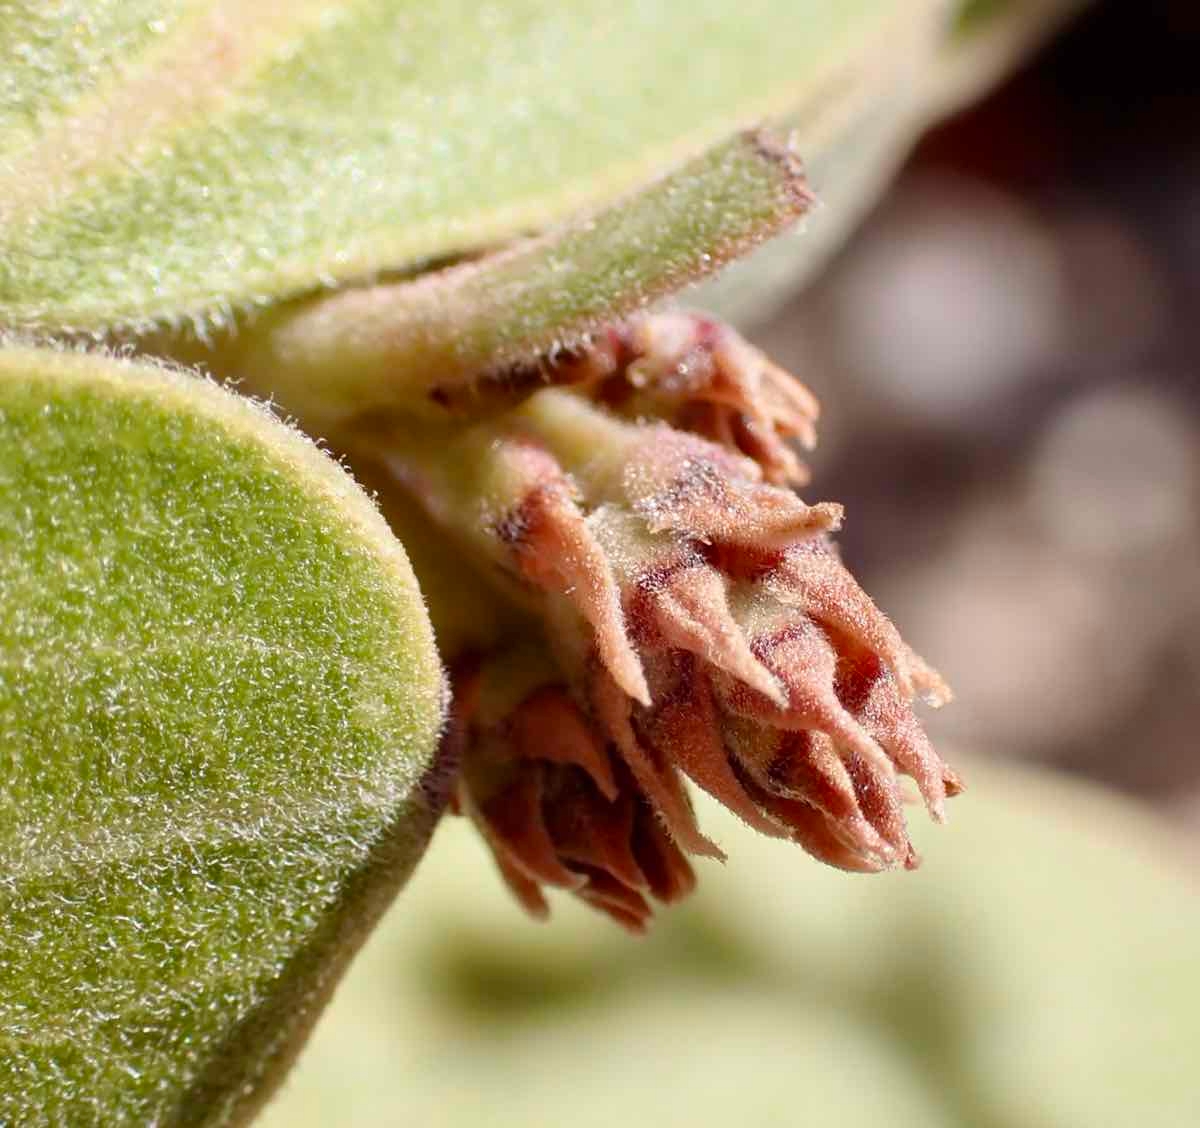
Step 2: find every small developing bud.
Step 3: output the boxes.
[371,312,958,930]
[544,312,820,486]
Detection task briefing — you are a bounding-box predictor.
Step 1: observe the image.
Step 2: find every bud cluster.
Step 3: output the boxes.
[374,313,957,929]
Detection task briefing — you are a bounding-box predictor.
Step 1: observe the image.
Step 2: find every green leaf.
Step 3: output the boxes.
[204,129,813,430]
[261,756,1200,1127]
[0,0,956,332]
[0,345,445,1124]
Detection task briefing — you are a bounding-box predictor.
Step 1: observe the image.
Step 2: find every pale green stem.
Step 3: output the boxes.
[370,390,636,545]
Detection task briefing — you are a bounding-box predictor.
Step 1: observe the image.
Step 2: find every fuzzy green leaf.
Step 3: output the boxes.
[0,345,445,1124]
[0,0,958,332]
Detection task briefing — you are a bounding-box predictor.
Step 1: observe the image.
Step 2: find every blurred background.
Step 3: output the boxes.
[756,0,1200,828]
[265,3,1200,1125]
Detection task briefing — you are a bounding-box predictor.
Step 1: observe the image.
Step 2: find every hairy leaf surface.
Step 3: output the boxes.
[0,0,952,331]
[0,346,445,1124]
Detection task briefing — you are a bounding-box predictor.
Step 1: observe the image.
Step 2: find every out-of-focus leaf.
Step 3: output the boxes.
[0,0,957,332]
[0,345,445,1124]
[928,0,1092,120]
[694,0,1093,326]
[262,755,1200,1128]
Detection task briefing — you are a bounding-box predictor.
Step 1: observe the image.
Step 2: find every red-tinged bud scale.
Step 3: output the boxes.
[378,312,958,930]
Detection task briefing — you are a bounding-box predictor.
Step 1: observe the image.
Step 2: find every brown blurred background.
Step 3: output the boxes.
[754,0,1199,830]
